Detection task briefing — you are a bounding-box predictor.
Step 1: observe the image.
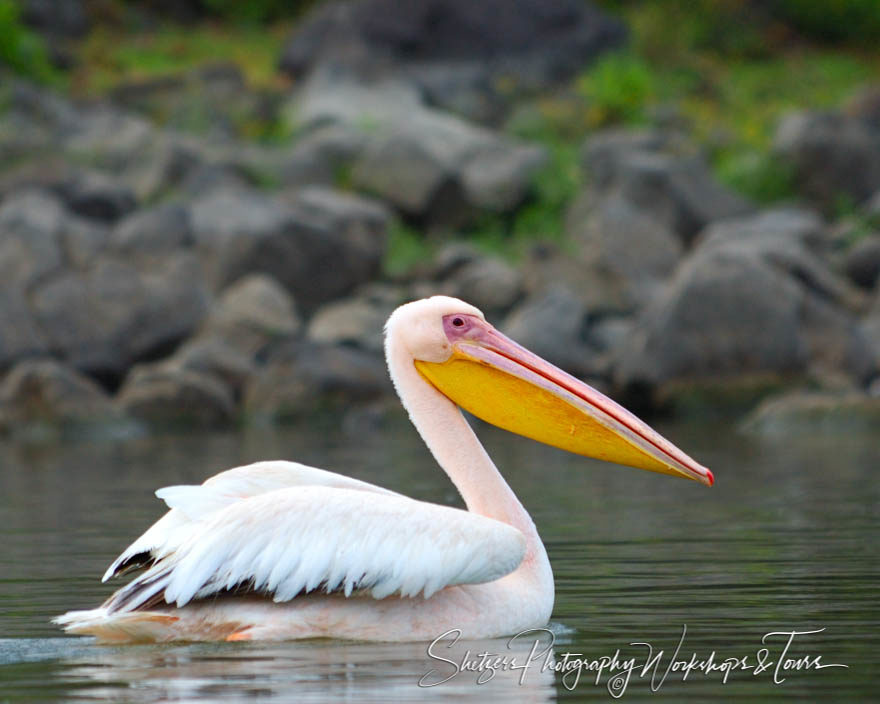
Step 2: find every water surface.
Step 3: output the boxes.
[1,412,876,701]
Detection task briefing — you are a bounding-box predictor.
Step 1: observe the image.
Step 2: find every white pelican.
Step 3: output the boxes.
[55,296,713,643]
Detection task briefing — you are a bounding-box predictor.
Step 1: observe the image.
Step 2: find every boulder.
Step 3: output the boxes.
[307,296,393,353]
[0,288,48,370]
[774,110,880,208]
[443,255,523,316]
[502,286,598,377]
[582,129,752,245]
[199,274,301,357]
[30,254,210,381]
[842,235,880,290]
[615,209,876,393]
[111,203,194,256]
[117,364,236,429]
[0,189,66,289]
[245,341,391,422]
[190,184,388,307]
[564,189,683,313]
[278,0,626,97]
[277,125,368,189]
[53,170,137,223]
[741,390,880,435]
[288,73,547,224]
[0,359,121,434]
[615,247,807,389]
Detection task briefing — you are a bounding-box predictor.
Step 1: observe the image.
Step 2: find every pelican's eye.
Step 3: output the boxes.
[452,317,465,328]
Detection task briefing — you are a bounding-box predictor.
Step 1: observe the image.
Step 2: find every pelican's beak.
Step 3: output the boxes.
[415,314,713,486]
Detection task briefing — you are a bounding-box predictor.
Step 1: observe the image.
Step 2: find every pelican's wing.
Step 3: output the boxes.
[103,486,526,612]
[102,461,401,582]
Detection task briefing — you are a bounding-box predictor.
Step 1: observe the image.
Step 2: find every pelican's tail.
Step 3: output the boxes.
[53,608,180,643]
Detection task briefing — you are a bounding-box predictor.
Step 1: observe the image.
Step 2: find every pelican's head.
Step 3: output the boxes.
[386,296,713,487]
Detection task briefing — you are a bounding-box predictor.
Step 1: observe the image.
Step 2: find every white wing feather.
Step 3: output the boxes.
[102,461,401,582]
[104,486,526,611]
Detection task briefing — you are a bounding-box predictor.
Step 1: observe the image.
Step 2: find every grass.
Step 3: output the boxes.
[69,21,292,96]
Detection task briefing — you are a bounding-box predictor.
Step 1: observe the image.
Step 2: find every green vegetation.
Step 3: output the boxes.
[0,0,58,84]
[71,22,291,95]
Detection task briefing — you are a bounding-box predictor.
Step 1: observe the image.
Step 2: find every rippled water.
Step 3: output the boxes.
[1,411,876,701]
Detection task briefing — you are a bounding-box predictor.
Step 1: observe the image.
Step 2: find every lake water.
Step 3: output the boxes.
[0,411,876,702]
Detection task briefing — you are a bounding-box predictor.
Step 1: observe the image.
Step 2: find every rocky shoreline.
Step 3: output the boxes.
[2,0,880,440]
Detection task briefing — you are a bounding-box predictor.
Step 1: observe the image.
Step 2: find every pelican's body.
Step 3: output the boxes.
[56,297,712,643]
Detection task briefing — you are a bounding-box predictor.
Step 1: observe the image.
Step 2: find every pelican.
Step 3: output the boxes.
[55,296,713,643]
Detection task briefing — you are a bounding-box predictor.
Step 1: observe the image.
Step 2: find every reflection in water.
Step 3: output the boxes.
[2,634,556,703]
[1,413,878,701]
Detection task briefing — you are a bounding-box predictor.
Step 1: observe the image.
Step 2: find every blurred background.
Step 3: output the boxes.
[1,0,880,438]
[2,4,880,701]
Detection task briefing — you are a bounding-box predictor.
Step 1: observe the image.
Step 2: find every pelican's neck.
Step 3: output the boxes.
[386,335,544,556]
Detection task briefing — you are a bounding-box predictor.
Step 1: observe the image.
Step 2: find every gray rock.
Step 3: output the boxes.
[287,186,390,293]
[200,274,301,357]
[0,287,48,369]
[741,390,880,435]
[565,189,683,312]
[30,255,210,380]
[245,342,390,422]
[278,125,369,189]
[117,365,236,429]
[0,359,119,434]
[614,210,876,392]
[54,170,137,222]
[774,110,880,207]
[169,337,255,399]
[502,286,598,377]
[700,209,866,312]
[842,235,880,290]
[0,189,66,289]
[307,297,392,353]
[290,73,547,223]
[190,185,387,307]
[445,256,523,316]
[615,247,808,388]
[111,203,194,256]
[582,129,751,244]
[278,0,626,93]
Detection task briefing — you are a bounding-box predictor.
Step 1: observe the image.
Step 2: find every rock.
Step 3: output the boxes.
[111,203,194,256]
[22,0,88,38]
[502,286,598,377]
[615,246,808,389]
[307,297,392,353]
[444,256,523,316]
[614,209,876,394]
[53,170,137,223]
[167,337,255,399]
[30,254,210,382]
[286,185,390,293]
[190,184,388,307]
[278,125,369,189]
[774,110,880,208]
[279,0,626,95]
[842,235,880,290]
[700,209,866,311]
[564,189,683,313]
[582,129,752,244]
[0,189,66,289]
[245,342,390,422]
[0,288,48,370]
[289,73,547,223]
[117,365,236,429]
[200,274,301,357]
[0,359,120,435]
[741,390,880,435]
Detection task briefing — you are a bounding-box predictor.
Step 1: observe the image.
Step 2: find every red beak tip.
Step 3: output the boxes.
[705,468,715,487]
